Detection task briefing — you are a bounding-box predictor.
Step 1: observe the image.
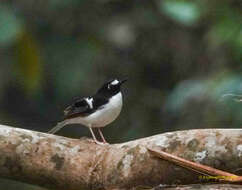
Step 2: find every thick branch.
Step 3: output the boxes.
[0,124,241,189]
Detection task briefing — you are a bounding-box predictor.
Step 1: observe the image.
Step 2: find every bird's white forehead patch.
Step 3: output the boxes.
[111,79,119,85]
[86,97,93,109]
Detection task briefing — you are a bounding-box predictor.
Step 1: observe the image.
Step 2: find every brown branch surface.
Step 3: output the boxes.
[0,124,241,190]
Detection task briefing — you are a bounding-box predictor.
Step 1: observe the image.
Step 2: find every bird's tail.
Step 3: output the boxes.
[48,120,67,134]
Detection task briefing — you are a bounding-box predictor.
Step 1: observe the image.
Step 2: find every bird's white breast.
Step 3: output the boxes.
[67,92,123,128]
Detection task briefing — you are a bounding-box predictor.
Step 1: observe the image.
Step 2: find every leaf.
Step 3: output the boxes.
[0,6,22,46]
[15,31,42,94]
[159,0,200,26]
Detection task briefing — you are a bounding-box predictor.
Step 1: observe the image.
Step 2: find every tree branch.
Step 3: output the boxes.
[0,124,241,190]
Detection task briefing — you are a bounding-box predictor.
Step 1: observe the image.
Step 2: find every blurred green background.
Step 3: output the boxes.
[0,0,241,189]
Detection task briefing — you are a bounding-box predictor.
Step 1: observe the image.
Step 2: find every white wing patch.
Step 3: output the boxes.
[65,92,123,128]
[111,79,119,85]
[86,97,93,109]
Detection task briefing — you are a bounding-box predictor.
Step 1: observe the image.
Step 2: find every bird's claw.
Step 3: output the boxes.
[94,140,109,145]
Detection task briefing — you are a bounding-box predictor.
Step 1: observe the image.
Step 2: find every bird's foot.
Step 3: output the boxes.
[87,138,108,145]
[94,140,108,145]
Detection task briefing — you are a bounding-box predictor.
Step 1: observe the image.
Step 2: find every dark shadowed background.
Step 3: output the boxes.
[0,0,241,189]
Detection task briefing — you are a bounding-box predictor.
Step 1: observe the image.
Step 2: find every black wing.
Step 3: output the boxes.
[64,98,91,119]
[92,94,109,110]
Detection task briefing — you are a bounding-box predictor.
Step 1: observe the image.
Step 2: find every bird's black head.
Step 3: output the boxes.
[96,78,127,97]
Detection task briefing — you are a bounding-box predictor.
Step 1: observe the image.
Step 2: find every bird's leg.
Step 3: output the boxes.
[88,127,105,145]
[98,128,108,144]
[88,127,98,142]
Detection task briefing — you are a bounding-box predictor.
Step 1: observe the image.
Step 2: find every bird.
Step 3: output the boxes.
[48,78,127,145]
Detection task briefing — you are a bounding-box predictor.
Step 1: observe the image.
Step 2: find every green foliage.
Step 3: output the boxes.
[160,0,201,26]
[0,6,22,46]
[49,0,81,9]
[207,6,242,61]
[166,73,242,129]
[15,31,43,94]
[0,178,46,190]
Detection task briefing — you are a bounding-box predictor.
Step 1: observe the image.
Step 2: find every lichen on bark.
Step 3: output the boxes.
[0,124,241,190]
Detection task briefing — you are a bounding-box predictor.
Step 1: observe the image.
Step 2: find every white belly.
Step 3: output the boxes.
[67,92,123,128]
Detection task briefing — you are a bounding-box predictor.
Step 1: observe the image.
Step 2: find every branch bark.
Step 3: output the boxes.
[0,124,241,190]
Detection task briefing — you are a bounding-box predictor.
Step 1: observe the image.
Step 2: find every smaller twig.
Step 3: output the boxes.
[220,93,242,102]
[147,147,242,183]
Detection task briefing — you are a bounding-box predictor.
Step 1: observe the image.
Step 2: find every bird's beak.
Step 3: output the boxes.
[120,79,128,85]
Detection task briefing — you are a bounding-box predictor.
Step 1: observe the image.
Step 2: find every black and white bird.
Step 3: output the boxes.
[48,78,127,144]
